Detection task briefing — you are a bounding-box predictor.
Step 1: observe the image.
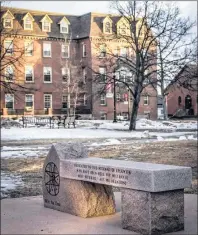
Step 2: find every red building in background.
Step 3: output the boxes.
[166,65,198,117]
[1,7,158,119]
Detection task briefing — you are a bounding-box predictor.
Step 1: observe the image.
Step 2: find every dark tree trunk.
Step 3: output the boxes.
[129,87,141,131]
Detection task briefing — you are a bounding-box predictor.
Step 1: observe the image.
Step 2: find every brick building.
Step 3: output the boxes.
[166,65,198,117]
[1,7,157,119]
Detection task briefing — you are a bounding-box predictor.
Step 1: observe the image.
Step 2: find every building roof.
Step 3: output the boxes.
[1,7,124,39]
[165,64,198,92]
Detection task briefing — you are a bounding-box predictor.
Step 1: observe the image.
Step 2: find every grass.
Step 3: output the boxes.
[1,140,197,198]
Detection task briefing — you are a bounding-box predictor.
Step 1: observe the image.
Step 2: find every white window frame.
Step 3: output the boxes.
[100,94,106,105]
[62,95,67,108]
[5,65,14,82]
[122,112,129,120]
[24,17,33,30]
[43,42,51,57]
[99,67,106,82]
[43,67,52,83]
[99,44,106,58]
[83,44,86,57]
[119,23,128,35]
[4,40,13,55]
[62,67,70,83]
[25,94,34,109]
[120,47,127,57]
[84,94,87,106]
[24,41,33,56]
[60,22,68,34]
[116,93,120,102]
[25,65,34,83]
[114,48,119,56]
[61,44,69,58]
[104,21,111,34]
[42,21,51,32]
[5,94,14,109]
[143,95,149,105]
[44,94,52,109]
[4,18,13,29]
[100,112,107,120]
[82,67,86,84]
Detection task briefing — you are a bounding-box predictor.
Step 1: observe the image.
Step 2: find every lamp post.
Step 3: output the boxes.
[113,74,117,123]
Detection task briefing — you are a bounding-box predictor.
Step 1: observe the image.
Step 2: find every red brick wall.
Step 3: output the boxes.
[1,37,90,114]
[167,85,197,115]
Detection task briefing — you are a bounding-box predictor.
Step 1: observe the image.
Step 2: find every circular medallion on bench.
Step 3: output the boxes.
[44,162,60,196]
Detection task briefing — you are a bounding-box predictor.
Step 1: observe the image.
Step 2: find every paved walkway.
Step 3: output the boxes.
[1,193,197,234]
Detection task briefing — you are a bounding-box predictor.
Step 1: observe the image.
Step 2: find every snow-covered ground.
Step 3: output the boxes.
[1,172,24,199]
[1,118,197,196]
[1,119,197,141]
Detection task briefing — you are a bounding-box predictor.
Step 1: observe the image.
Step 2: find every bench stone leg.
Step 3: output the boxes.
[121,189,184,235]
[43,178,116,218]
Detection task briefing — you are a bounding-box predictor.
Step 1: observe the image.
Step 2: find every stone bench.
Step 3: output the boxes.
[42,143,192,235]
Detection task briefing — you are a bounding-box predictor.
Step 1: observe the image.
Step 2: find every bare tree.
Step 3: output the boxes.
[155,2,197,119]
[0,3,36,96]
[90,0,197,130]
[60,33,90,117]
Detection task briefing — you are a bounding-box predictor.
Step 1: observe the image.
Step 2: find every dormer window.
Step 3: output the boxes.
[120,23,127,35]
[117,17,130,36]
[24,17,32,30]
[105,22,111,33]
[40,15,53,32]
[60,22,68,33]
[43,21,51,32]
[58,16,70,34]
[4,18,12,28]
[102,16,112,34]
[23,13,34,31]
[2,10,14,29]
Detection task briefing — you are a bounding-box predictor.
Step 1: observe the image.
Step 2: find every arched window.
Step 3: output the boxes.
[178,96,182,106]
[105,22,111,33]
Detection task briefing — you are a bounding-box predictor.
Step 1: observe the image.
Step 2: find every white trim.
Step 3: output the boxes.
[43,67,52,83]
[25,65,34,83]
[4,40,13,55]
[5,94,14,109]
[62,67,70,83]
[100,112,107,120]
[24,40,33,56]
[24,17,33,30]
[84,94,87,106]
[116,93,120,102]
[42,21,51,32]
[82,67,86,84]
[61,44,69,58]
[143,95,149,105]
[43,42,51,57]
[3,18,13,29]
[82,44,86,57]
[60,23,69,34]
[104,21,112,34]
[25,94,34,109]
[5,65,14,82]
[44,94,52,109]
[100,94,106,105]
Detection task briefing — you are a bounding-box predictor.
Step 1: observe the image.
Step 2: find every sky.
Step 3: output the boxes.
[7,1,198,22]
